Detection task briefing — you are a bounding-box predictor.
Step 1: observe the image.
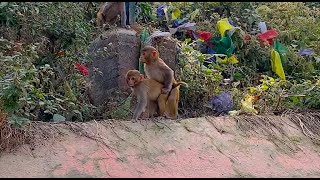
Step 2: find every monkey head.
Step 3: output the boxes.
[140,46,159,64]
[126,70,144,87]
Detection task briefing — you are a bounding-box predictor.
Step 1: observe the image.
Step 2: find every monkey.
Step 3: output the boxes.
[96,2,127,28]
[140,46,188,94]
[126,70,169,122]
[164,84,181,119]
[140,46,188,119]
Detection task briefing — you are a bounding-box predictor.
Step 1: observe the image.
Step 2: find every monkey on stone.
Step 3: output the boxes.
[96,2,128,28]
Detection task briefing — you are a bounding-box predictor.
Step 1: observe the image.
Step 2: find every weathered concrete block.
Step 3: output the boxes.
[153,38,177,71]
[88,28,140,106]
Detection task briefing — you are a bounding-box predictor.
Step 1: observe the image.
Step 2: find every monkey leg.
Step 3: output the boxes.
[157,93,169,116]
[147,101,158,118]
[164,87,180,119]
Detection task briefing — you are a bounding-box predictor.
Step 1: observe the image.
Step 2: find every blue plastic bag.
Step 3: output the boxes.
[209,92,233,113]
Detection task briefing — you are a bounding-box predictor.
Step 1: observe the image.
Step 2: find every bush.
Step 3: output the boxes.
[0,2,98,124]
[177,39,223,116]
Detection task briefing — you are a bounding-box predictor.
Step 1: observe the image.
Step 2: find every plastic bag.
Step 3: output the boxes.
[198,31,213,42]
[156,5,167,18]
[146,31,171,44]
[258,22,267,33]
[171,8,181,20]
[257,29,278,46]
[240,95,258,114]
[139,29,150,74]
[217,18,234,37]
[209,92,233,113]
[211,33,235,57]
[169,22,196,35]
[270,48,286,80]
[273,39,287,54]
[228,18,236,27]
[299,48,314,56]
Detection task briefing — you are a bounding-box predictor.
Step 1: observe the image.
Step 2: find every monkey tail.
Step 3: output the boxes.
[174,81,189,88]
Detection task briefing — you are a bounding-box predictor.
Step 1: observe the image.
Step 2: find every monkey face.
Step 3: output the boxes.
[126,70,143,87]
[141,46,158,64]
[140,50,158,64]
[140,50,150,64]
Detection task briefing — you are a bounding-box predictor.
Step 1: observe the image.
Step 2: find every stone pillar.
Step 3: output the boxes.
[153,38,178,71]
[87,28,140,106]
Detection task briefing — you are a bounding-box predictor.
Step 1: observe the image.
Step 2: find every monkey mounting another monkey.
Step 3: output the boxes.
[126,70,168,122]
[140,46,188,119]
[96,2,128,28]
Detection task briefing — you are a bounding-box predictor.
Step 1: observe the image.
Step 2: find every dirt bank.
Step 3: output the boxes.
[1,116,320,178]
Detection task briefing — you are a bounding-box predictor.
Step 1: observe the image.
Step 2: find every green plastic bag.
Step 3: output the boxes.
[273,39,288,71]
[273,39,287,54]
[211,33,235,58]
[139,29,150,74]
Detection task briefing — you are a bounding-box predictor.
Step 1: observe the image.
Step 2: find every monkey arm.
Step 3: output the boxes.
[132,91,148,121]
[161,69,174,94]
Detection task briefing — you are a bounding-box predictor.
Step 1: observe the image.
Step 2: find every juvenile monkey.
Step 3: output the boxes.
[96,2,127,28]
[140,46,188,119]
[126,70,168,122]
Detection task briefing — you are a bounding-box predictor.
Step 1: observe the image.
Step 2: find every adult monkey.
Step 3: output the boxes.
[96,2,126,28]
[96,2,138,28]
[140,46,187,119]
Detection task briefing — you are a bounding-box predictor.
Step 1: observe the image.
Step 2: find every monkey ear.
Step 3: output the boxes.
[152,51,157,57]
[140,74,144,81]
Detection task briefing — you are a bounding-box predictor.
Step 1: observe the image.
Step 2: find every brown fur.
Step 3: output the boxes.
[96,2,126,28]
[140,46,188,119]
[126,70,169,122]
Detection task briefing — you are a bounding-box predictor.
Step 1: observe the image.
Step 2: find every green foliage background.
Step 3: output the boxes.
[0,2,320,126]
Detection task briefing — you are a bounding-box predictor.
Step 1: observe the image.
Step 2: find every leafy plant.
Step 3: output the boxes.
[8,114,30,128]
[137,2,156,23]
[177,39,223,116]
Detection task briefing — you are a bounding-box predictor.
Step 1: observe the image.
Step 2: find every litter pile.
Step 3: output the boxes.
[145,3,320,115]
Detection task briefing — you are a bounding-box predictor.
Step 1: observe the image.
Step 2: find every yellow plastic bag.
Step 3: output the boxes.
[171,8,181,20]
[240,95,258,114]
[270,48,286,80]
[217,18,234,37]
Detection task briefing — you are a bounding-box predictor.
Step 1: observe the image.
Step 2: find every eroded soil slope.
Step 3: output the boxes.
[1,116,320,178]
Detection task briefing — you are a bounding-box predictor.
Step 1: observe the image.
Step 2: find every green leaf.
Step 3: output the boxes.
[290,96,300,105]
[249,87,256,93]
[0,2,8,9]
[53,113,66,122]
[261,84,269,90]
[8,115,30,128]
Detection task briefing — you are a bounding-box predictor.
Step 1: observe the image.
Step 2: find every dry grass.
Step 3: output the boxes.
[1,111,320,154]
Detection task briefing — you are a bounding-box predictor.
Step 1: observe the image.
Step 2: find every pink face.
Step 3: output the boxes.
[140,49,157,64]
[126,72,143,87]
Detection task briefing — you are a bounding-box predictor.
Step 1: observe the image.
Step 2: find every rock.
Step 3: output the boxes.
[152,38,177,71]
[87,28,140,106]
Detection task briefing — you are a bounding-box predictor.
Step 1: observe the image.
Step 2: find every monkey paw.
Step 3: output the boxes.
[131,119,137,123]
[161,88,171,94]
